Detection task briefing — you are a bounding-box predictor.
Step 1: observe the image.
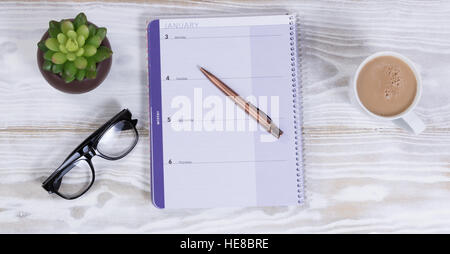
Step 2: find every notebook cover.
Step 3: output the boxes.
[148,19,165,209]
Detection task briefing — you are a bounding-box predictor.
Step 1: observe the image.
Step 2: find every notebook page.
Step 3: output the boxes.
[154,15,300,208]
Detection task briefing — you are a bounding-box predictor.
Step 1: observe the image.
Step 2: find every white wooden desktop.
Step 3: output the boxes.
[1,0,450,233]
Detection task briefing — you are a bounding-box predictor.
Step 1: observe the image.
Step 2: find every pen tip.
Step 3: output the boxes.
[198,66,208,76]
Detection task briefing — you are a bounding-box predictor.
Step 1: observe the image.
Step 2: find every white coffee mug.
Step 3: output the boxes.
[350,51,425,135]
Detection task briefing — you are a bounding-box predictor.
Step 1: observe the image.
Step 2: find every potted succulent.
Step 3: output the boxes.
[37,13,113,94]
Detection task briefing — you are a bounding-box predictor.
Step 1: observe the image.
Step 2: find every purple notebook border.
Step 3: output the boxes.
[148,20,165,209]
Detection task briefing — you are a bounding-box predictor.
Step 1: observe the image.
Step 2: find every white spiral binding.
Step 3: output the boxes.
[289,15,305,205]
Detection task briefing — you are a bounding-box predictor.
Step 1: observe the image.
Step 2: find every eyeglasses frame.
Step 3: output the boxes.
[42,109,139,200]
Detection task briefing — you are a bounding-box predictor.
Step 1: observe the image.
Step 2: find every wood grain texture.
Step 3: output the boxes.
[1,0,450,233]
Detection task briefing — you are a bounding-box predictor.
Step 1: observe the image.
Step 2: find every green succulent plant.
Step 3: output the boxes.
[37,13,112,83]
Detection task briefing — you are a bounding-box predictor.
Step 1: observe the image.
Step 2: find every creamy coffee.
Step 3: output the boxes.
[357,56,417,117]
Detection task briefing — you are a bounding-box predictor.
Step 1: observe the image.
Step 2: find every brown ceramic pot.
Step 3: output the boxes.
[37,22,112,94]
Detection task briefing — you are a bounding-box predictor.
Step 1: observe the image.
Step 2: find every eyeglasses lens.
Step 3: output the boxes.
[57,159,93,198]
[97,120,137,159]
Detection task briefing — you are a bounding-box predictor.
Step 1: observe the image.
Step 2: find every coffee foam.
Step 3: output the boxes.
[357,56,417,117]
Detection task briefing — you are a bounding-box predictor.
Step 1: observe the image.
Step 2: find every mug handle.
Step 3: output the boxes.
[393,111,425,135]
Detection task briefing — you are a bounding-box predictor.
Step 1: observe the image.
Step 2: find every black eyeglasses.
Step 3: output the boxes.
[42,109,139,200]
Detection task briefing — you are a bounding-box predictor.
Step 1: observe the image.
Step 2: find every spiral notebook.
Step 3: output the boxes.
[147,14,304,208]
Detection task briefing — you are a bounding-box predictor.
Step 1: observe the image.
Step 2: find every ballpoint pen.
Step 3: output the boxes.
[198,66,283,138]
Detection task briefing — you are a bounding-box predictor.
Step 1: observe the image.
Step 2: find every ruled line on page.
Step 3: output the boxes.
[161,75,285,81]
[164,159,287,165]
[163,117,287,123]
[162,34,283,40]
